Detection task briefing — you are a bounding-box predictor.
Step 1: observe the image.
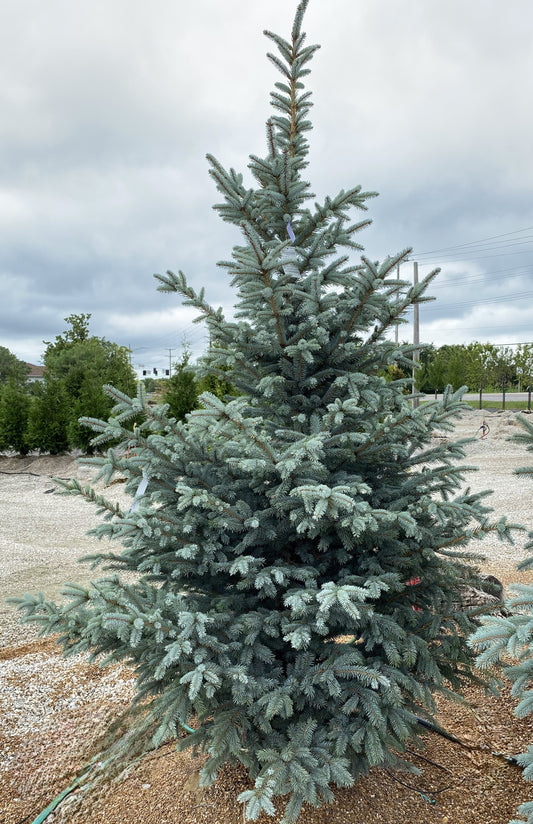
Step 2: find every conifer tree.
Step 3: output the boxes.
[25,377,70,455]
[0,380,31,454]
[13,3,517,821]
[161,347,199,421]
[0,346,30,387]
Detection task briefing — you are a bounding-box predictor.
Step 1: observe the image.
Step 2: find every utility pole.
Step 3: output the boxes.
[395,264,400,345]
[168,348,175,378]
[412,261,420,409]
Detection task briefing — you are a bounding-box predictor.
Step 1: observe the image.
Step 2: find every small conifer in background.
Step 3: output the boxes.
[0,380,31,454]
[13,2,517,821]
[161,347,199,422]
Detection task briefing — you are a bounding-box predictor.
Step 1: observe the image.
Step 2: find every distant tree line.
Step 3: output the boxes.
[2,333,531,456]
[415,342,533,394]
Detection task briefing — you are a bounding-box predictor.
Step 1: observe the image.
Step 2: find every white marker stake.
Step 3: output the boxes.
[130,472,149,512]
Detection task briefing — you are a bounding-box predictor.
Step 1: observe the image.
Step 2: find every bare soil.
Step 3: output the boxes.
[1,409,532,824]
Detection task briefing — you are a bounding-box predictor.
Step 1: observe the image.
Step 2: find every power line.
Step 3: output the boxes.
[427,264,531,290]
[421,320,533,334]
[416,225,533,257]
[130,325,203,351]
[416,238,533,260]
[413,248,533,266]
[422,289,533,314]
[130,325,207,354]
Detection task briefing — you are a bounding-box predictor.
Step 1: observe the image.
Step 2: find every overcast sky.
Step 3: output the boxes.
[2,0,533,373]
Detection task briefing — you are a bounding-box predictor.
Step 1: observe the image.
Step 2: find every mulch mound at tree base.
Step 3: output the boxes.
[1,640,530,824]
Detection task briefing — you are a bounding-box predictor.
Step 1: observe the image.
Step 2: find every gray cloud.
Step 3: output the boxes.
[1,0,532,371]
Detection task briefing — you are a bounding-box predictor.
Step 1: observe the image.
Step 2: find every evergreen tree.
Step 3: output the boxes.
[161,347,199,421]
[162,345,238,421]
[470,415,533,824]
[0,380,31,454]
[25,378,70,454]
[0,346,30,387]
[66,372,121,452]
[13,4,517,821]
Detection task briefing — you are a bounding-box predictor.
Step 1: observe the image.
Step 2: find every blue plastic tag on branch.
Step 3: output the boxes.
[280,217,299,277]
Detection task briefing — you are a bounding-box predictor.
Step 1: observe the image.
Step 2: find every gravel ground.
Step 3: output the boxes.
[0,455,131,648]
[437,410,533,571]
[1,408,533,824]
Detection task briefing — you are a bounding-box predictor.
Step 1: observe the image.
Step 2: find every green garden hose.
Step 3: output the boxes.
[30,767,91,824]
[28,718,196,823]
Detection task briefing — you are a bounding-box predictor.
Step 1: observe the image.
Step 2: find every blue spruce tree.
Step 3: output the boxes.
[13,2,517,821]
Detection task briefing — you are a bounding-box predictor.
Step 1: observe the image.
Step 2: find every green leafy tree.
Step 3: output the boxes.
[417,342,511,395]
[491,346,517,391]
[140,376,160,393]
[415,344,466,393]
[415,344,438,393]
[515,344,533,393]
[13,5,517,821]
[43,314,137,451]
[0,381,31,454]
[471,415,533,824]
[464,342,499,393]
[444,345,469,391]
[44,312,91,353]
[0,346,30,387]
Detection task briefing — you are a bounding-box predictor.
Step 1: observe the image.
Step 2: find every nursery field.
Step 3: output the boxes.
[1,408,533,824]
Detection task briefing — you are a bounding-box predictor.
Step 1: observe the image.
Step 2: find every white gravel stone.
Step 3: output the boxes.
[0,650,134,744]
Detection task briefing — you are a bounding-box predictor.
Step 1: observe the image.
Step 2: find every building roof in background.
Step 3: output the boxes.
[25,363,45,380]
